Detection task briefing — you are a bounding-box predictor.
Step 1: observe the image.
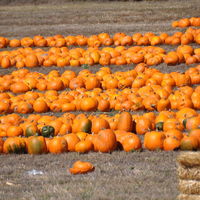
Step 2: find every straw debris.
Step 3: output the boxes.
[177,193,200,200]
[179,180,200,195]
[178,165,200,180]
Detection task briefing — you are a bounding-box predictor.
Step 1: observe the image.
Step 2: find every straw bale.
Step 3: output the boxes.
[179,180,200,195]
[177,193,200,200]
[178,165,200,180]
[177,152,200,167]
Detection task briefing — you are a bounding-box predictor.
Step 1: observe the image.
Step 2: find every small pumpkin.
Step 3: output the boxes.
[69,160,94,175]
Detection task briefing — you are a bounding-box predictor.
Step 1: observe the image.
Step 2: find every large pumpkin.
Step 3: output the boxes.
[92,129,117,153]
[27,136,47,154]
[3,137,26,154]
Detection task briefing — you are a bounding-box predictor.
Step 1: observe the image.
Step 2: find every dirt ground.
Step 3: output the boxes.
[0,0,200,200]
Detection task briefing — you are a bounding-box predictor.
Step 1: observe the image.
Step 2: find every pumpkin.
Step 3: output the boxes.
[91,118,110,134]
[117,112,133,132]
[6,126,23,137]
[80,97,98,111]
[164,129,183,141]
[136,116,152,135]
[180,135,199,150]
[92,129,117,153]
[184,116,200,130]
[41,125,55,137]
[121,134,142,152]
[0,138,3,153]
[69,160,94,174]
[25,124,38,137]
[63,134,80,152]
[72,118,92,133]
[144,131,165,151]
[25,54,38,68]
[3,137,26,154]
[163,137,180,151]
[33,99,49,113]
[75,140,93,153]
[189,129,200,144]
[48,137,68,154]
[27,136,47,154]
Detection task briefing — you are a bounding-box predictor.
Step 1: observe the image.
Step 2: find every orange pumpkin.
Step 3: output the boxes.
[48,137,68,154]
[69,160,94,174]
[117,112,133,132]
[163,137,180,151]
[91,118,110,134]
[75,140,93,153]
[144,131,165,151]
[121,134,142,152]
[92,129,117,153]
[63,134,80,152]
[0,138,4,153]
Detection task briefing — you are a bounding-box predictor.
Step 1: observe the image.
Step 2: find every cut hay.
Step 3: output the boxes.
[177,152,200,167]
[177,194,200,200]
[179,180,200,195]
[178,165,200,180]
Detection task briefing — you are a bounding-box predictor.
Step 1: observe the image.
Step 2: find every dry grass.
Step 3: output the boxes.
[0,151,178,200]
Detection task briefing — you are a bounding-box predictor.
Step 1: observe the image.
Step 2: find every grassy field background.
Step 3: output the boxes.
[0,1,199,199]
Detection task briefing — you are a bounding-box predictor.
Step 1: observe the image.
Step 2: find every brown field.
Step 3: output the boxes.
[0,0,199,199]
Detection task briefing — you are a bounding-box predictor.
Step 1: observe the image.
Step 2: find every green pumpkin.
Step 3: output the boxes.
[41,125,55,138]
[156,122,164,131]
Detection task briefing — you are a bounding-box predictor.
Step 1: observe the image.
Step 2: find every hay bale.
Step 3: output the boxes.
[178,165,200,180]
[177,193,200,200]
[179,180,200,195]
[177,152,200,167]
